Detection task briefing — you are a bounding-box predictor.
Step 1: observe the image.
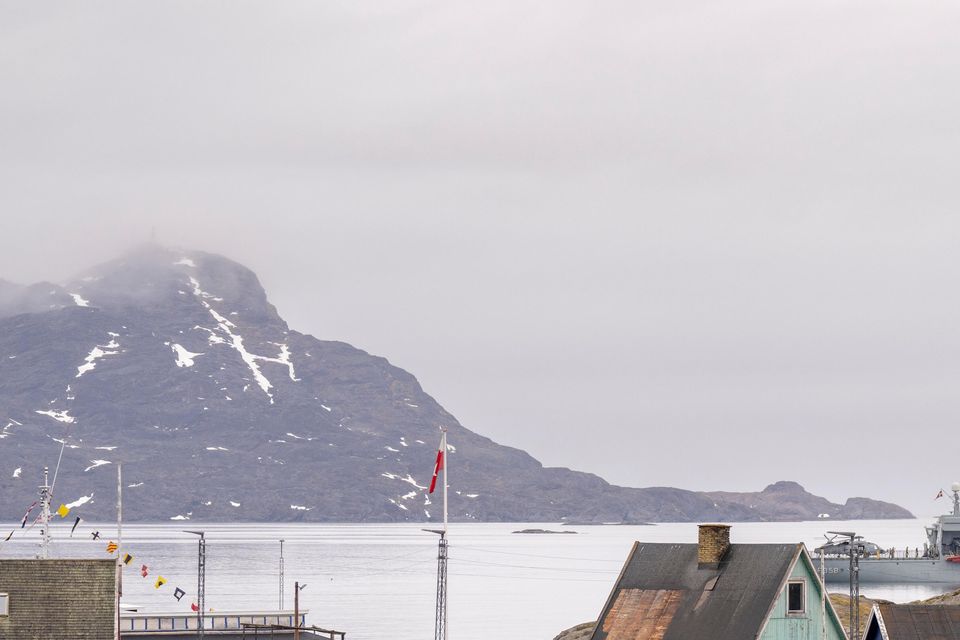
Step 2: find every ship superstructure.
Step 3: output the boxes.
[816,482,960,584]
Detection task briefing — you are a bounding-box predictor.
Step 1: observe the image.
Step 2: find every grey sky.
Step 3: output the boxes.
[2,1,959,515]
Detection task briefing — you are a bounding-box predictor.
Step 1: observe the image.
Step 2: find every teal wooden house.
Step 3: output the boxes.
[590,524,848,640]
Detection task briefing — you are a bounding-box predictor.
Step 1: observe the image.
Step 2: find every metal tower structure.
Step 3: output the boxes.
[186,530,206,638]
[434,531,448,640]
[37,466,52,559]
[828,530,860,639]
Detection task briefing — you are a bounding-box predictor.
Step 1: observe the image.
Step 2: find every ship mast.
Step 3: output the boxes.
[37,466,52,559]
[952,482,960,516]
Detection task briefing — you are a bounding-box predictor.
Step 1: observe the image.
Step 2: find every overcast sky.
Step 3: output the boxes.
[2,1,959,515]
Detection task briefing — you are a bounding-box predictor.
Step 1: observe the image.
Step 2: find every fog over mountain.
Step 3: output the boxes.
[3,2,960,516]
[0,247,910,523]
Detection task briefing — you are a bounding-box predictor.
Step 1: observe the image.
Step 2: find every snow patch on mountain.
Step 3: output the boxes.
[84,460,111,472]
[70,293,90,307]
[188,276,299,402]
[388,498,408,511]
[36,409,75,424]
[76,336,120,377]
[169,343,203,368]
[174,257,196,267]
[65,494,93,509]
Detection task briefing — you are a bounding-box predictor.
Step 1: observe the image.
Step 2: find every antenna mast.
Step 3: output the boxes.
[185,530,206,638]
[828,530,860,640]
[37,466,52,559]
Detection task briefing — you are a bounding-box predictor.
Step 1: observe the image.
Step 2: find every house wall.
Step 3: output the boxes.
[0,558,115,640]
[761,556,847,640]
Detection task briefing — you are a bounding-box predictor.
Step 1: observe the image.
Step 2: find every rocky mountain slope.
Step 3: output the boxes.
[0,246,913,523]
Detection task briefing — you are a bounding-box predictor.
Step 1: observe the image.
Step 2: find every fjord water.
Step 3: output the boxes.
[2,519,950,639]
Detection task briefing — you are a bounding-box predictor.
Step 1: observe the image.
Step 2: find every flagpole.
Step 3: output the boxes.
[442,428,448,534]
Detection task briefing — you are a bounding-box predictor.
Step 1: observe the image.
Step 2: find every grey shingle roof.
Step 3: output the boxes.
[590,542,801,640]
[872,604,960,640]
[0,558,115,640]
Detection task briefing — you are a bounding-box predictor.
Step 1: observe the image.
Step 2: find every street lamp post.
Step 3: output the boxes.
[184,530,206,639]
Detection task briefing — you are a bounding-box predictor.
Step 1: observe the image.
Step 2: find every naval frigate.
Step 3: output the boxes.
[816,483,960,584]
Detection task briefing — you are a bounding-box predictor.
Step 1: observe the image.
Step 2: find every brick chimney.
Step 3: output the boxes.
[698,524,731,568]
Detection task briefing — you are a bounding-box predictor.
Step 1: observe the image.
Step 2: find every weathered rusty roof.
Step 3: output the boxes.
[870,604,960,640]
[589,542,801,640]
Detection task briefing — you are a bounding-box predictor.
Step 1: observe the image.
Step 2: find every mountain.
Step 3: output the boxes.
[0,246,913,523]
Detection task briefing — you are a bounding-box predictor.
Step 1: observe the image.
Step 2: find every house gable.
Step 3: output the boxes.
[759,549,846,640]
[863,607,884,640]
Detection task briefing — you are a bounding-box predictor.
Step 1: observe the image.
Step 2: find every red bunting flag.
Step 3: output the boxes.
[428,442,444,494]
[141,564,149,578]
[936,489,946,500]
[21,501,37,528]
[191,603,199,612]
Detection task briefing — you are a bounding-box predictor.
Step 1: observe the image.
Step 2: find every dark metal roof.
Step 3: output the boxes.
[590,542,802,640]
[873,604,960,640]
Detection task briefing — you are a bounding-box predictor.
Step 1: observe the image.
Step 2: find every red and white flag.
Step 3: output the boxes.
[20,501,37,528]
[429,443,444,494]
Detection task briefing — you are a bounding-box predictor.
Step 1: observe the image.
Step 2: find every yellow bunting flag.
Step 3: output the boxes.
[123,553,133,565]
[106,541,118,554]
[56,504,70,518]
[154,576,167,589]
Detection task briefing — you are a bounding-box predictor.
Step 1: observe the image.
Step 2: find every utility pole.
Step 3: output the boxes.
[279,539,285,610]
[294,581,306,640]
[185,530,206,638]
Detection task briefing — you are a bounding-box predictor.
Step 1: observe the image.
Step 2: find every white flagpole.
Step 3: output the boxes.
[442,428,448,534]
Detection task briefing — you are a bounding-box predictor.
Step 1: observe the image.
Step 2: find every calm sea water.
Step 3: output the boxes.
[1,518,952,639]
